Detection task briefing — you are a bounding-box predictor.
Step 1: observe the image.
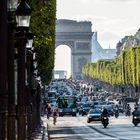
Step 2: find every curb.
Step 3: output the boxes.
[42,124,49,140]
[42,118,49,140]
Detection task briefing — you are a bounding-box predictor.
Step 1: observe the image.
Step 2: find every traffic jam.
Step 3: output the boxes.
[43,79,140,128]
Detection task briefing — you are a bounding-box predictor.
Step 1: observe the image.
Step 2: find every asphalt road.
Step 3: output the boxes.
[46,114,140,140]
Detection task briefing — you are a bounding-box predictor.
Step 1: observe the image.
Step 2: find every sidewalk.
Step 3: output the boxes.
[34,116,49,140]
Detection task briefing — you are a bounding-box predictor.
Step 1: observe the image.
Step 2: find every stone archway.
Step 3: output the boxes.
[55,19,93,79]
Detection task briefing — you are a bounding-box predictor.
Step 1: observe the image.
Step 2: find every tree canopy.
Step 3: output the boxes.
[82,46,140,87]
[29,0,56,84]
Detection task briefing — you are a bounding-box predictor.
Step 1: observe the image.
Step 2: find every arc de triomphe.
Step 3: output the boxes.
[55,19,93,79]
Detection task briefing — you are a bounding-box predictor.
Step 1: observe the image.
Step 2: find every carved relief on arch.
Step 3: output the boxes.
[78,57,87,72]
[76,42,90,51]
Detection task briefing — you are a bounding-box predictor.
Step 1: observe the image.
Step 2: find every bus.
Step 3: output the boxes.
[57,96,77,116]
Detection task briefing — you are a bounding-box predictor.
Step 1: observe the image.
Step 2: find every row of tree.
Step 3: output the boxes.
[29,0,56,84]
[82,46,140,87]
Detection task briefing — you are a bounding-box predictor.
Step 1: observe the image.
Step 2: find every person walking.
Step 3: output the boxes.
[45,104,52,119]
[52,109,58,125]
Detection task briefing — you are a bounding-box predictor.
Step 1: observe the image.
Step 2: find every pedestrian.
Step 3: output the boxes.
[45,104,52,119]
[52,109,58,125]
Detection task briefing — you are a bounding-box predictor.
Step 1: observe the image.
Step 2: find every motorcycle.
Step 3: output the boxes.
[132,115,140,126]
[102,116,109,128]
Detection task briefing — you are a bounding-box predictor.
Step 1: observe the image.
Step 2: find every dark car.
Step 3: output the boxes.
[87,108,102,123]
[102,105,114,116]
[124,97,137,103]
[80,103,91,115]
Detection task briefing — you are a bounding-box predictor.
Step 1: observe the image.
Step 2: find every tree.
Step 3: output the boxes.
[29,0,56,84]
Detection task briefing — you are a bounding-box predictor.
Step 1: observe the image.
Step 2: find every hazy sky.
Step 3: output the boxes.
[56,0,140,48]
[54,0,140,77]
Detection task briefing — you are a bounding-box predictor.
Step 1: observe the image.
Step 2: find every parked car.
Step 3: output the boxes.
[87,108,102,123]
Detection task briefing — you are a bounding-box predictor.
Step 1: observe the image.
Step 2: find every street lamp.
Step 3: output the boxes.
[25,31,34,138]
[16,0,31,30]
[15,0,32,139]
[25,32,34,87]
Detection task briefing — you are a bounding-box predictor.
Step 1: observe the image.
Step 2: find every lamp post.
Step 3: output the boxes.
[0,0,8,139]
[15,0,31,140]
[7,1,18,140]
[25,31,34,139]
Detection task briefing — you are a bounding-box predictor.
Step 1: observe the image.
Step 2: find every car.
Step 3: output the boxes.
[125,97,137,103]
[93,100,103,105]
[87,108,102,123]
[80,103,91,115]
[107,101,115,105]
[102,105,114,116]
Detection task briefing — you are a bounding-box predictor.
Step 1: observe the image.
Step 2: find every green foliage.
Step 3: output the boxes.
[29,0,56,84]
[82,46,140,86]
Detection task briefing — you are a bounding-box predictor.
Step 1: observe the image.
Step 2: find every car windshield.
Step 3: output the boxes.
[58,97,77,108]
[95,105,102,109]
[77,102,83,107]
[89,109,102,114]
[82,103,91,108]
[103,105,113,110]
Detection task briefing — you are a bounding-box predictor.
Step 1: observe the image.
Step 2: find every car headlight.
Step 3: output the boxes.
[87,114,92,118]
[134,116,137,119]
[59,109,62,112]
[72,109,76,112]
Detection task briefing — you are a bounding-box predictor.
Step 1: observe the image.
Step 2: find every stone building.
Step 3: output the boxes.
[116,28,140,56]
